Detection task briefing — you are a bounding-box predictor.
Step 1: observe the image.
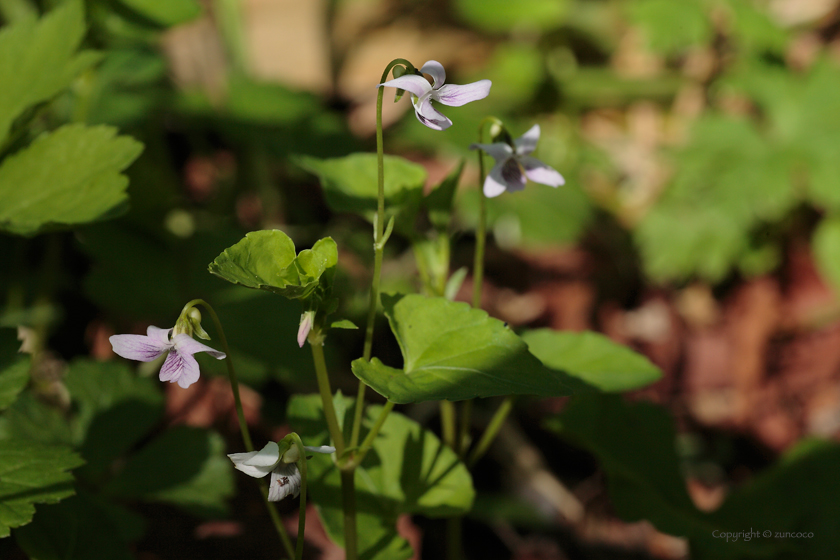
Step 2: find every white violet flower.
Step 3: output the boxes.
[227,441,335,502]
[380,60,491,131]
[470,124,565,197]
[109,325,225,389]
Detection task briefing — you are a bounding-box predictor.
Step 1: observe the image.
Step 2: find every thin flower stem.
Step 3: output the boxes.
[340,470,359,560]
[446,517,463,560]
[348,400,395,468]
[289,434,308,560]
[353,58,415,449]
[440,400,457,449]
[456,399,472,457]
[468,396,513,468]
[308,333,345,458]
[186,299,294,559]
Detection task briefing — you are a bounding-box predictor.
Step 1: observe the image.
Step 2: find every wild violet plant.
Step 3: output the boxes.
[105,59,627,560]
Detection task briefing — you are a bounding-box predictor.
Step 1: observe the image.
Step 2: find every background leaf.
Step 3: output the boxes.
[353,294,573,403]
[0,124,143,236]
[118,0,202,27]
[0,329,29,411]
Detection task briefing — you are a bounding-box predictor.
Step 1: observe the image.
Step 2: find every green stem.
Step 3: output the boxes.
[349,400,394,468]
[440,400,456,449]
[289,434,308,560]
[446,517,463,560]
[308,332,345,458]
[468,397,513,468]
[353,57,414,448]
[186,299,294,558]
[456,399,472,457]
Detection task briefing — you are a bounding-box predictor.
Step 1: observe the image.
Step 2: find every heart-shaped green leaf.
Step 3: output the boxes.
[208,230,337,301]
[352,294,573,403]
[521,329,661,392]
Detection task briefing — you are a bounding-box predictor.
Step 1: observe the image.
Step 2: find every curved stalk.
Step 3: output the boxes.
[289,434,308,560]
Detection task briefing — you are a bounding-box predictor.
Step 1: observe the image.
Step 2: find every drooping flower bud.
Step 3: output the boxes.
[297,310,316,348]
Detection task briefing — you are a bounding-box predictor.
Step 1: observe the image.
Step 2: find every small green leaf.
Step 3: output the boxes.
[208,230,338,301]
[455,0,568,32]
[352,294,573,403]
[118,0,202,27]
[521,329,661,392]
[0,124,144,236]
[0,0,97,145]
[295,153,426,234]
[329,319,358,330]
[0,440,84,537]
[0,329,29,411]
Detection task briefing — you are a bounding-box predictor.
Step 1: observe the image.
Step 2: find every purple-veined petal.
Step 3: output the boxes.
[146,325,173,344]
[304,445,336,454]
[521,156,565,187]
[379,74,432,99]
[413,95,452,130]
[514,124,540,155]
[268,463,301,502]
[483,161,511,197]
[420,60,446,88]
[228,449,275,478]
[109,332,171,362]
[172,334,226,360]
[433,80,491,107]
[158,348,201,388]
[470,142,514,163]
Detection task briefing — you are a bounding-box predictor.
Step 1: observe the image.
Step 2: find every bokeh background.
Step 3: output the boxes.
[3,0,840,558]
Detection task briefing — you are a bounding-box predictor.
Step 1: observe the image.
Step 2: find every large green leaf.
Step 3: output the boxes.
[104,426,233,517]
[352,294,573,403]
[294,153,426,234]
[0,440,84,537]
[208,230,337,301]
[0,329,29,411]
[521,329,661,392]
[118,0,202,27]
[0,124,144,236]
[288,393,473,559]
[0,0,98,146]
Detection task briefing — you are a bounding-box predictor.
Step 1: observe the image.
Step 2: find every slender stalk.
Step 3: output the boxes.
[187,299,294,558]
[289,434,308,560]
[348,401,395,468]
[456,399,472,457]
[472,190,486,309]
[353,58,415,447]
[468,396,513,468]
[440,400,456,449]
[446,517,463,560]
[308,332,346,458]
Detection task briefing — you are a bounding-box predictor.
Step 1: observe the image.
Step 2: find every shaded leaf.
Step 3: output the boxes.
[352,294,572,403]
[0,124,143,236]
[118,0,202,27]
[521,329,661,392]
[0,440,84,537]
[0,329,29,411]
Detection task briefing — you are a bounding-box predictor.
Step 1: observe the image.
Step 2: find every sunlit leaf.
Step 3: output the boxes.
[521,329,661,392]
[455,0,568,32]
[0,0,97,145]
[118,0,202,27]
[352,294,573,403]
[0,124,143,236]
[0,440,84,537]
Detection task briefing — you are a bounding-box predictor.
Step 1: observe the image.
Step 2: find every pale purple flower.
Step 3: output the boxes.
[380,60,491,131]
[297,311,314,348]
[228,441,335,502]
[470,125,565,197]
[109,325,225,389]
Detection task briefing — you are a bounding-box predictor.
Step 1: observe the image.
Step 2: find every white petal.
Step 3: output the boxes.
[420,60,446,88]
[433,80,491,107]
[267,463,301,502]
[483,161,510,198]
[228,451,274,478]
[379,74,432,99]
[172,334,226,360]
[521,156,565,187]
[244,441,281,467]
[146,326,173,344]
[110,332,171,362]
[413,95,452,130]
[304,445,336,454]
[469,142,513,163]
[514,125,540,155]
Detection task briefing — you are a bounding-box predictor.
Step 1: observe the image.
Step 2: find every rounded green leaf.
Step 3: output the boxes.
[352,294,573,403]
[521,329,661,392]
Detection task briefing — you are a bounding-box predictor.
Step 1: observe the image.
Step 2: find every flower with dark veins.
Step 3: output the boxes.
[380,60,491,131]
[227,441,335,502]
[109,325,225,389]
[470,124,565,197]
